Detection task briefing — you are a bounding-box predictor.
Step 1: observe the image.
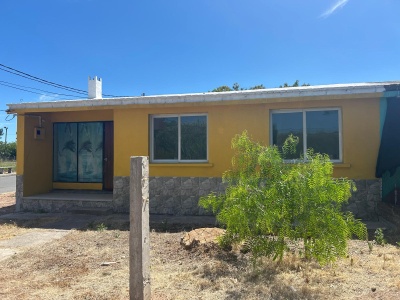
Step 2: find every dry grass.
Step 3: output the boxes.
[0,160,16,170]
[0,229,130,300]
[0,192,16,216]
[0,222,30,241]
[0,217,62,241]
[1,226,399,300]
[1,192,400,299]
[151,235,400,300]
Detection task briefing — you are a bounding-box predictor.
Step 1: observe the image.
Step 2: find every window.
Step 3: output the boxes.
[271,108,341,161]
[53,122,104,182]
[151,114,208,162]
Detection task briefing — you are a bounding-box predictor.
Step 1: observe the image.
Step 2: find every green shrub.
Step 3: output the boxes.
[199,131,367,265]
[374,228,386,246]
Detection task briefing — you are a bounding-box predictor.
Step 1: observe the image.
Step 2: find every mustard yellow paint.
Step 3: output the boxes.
[114,97,380,179]
[16,115,25,175]
[53,182,103,190]
[18,110,112,195]
[51,110,113,123]
[15,95,381,196]
[21,112,53,196]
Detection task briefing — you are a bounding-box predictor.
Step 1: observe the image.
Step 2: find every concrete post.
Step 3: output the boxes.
[129,156,150,300]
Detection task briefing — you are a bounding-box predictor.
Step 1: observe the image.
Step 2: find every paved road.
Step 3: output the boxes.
[0,174,16,194]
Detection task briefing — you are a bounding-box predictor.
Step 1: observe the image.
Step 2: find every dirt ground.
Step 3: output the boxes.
[1,193,400,299]
[0,192,16,216]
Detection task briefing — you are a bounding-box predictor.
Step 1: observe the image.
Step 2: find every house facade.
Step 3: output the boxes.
[7,79,400,220]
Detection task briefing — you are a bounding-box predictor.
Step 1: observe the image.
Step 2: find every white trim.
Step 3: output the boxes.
[270,108,342,162]
[7,81,397,112]
[150,113,208,163]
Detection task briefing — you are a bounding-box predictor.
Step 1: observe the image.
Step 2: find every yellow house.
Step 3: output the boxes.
[7,79,400,220]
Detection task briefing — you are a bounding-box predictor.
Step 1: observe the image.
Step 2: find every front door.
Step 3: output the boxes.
[103,122,114,190]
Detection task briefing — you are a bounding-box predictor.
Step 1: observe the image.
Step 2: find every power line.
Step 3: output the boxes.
[0,80,84,98]
[0,63,87,95]
[0,63,123,97]
[0,66,86,95]
[0,82,80,100]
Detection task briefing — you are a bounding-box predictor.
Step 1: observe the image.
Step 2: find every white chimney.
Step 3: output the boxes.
[88,76,102,99]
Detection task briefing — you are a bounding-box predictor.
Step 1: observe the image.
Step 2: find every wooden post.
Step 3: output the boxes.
[129,156,150,300]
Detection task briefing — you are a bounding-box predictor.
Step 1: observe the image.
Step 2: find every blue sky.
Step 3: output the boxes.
[1,0,400,142]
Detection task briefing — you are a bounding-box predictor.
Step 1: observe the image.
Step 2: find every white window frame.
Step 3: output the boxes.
[150,113,208,163]
[270,108,342,163]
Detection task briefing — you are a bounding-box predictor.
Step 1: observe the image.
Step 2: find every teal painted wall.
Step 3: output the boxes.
[380,91,399,136]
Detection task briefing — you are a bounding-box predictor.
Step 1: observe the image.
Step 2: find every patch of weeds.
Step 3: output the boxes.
[96,223,108,231]
[396,241,400,248]
[368,241,374,253]
[374,228,386,246]
[86,221,108,231]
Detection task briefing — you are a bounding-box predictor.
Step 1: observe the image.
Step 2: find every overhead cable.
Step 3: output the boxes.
[0,80,84,98]
[0,63,122,97]
[0,65,87,95]
[0,82,79,100]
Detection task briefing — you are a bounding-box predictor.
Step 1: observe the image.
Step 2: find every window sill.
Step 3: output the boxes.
[150,163,214,168]
[333,163,351,168]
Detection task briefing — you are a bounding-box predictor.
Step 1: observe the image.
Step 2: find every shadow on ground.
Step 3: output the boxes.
[0,204,15,216]
[0,212,218,232]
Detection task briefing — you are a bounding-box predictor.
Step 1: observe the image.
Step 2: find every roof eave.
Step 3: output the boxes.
[6,82,395,113]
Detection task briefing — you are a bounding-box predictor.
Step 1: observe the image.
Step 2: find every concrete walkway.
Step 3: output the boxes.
[0,211,217,262]
[0,173,16,194]
[0,230,69,262]
[0,213,105,262]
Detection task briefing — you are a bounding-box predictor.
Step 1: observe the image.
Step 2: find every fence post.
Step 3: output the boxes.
[129,156,150,300]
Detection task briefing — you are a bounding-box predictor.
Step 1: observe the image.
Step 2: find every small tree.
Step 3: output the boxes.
[211,83,265,92]
[199,131,366,265]
[279,79,310,88]
[0,141,16,161]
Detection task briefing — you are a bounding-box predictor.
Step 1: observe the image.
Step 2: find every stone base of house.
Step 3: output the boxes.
[15,175,24,212]
[345,179,382,221]
[15,176,382,221]
[19,197,113,213]
[113,176,227,215]
[115,176,382,219]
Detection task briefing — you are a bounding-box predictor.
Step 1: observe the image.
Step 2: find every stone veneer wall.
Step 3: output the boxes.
[344,179,381,221]
[113,176,227,215]
[14,176,381,218]
[113,176,381,219]
[113,176,130,212]
[149,177,227,215]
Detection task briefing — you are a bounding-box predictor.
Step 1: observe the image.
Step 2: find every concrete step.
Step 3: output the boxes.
[20,191,114,213]
[67,207,113,216]
[21,197,113,213]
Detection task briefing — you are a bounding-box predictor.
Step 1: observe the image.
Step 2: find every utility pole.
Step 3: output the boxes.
[3,127,8,145]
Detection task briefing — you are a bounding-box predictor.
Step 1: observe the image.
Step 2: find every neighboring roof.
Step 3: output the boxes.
[7,81,400,112]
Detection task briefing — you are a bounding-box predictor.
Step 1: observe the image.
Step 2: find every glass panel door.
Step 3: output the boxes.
[53,123,78,182]
[53,122,104,183]
[78,122,104,182]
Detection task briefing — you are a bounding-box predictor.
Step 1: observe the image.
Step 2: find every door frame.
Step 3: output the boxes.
[103,121,114,190]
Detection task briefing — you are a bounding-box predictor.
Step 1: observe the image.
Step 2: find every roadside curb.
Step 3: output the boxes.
[0,173,16,177]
